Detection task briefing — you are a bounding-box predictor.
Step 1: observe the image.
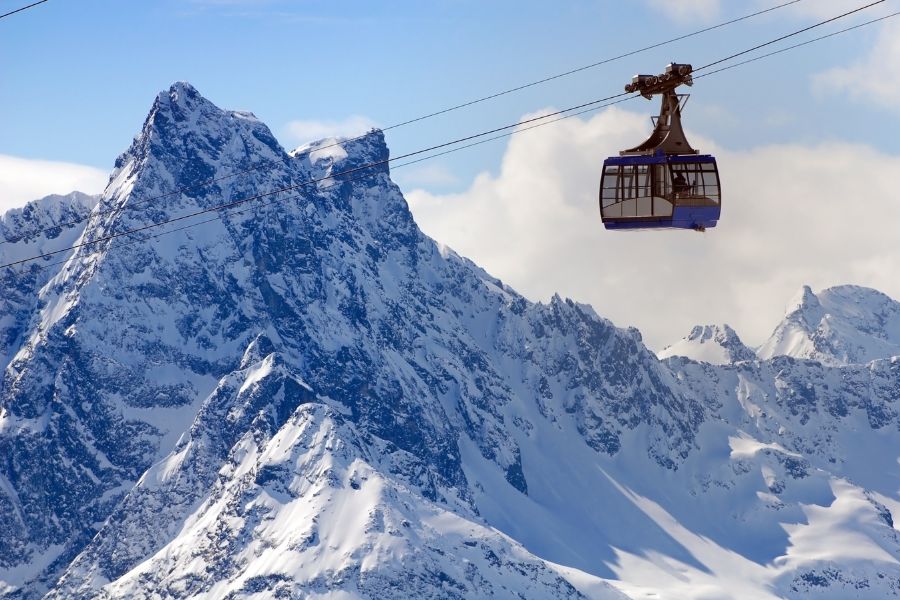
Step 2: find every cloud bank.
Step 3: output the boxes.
[405,107,900,350]
[645,0,721,23]
[283,115,379,148]
[0,155,107,213]
[814,19,900,112]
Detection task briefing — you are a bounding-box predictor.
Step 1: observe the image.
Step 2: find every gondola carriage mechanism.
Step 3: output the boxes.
[600,62,721,231]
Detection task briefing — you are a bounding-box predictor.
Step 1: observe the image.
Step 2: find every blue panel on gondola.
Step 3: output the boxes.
[602,205,720,231]
[601,153,717,166]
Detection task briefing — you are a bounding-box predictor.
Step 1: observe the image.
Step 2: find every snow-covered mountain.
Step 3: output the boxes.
[1,83,898,599]
[758,284,900,366]
[658,324,756,365]
[0,191,98,366]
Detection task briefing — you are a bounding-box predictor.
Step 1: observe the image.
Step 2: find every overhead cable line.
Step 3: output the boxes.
[695,0,886,71]
[694,10,900,80]
[0,0,48,20]
[2,0,894,272]
[380,0,806,130]
[0,0,807,247]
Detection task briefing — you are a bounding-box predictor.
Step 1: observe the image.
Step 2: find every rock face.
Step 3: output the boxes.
[658,324,756,365]
[0,83,898,600]
[758,284,900,366]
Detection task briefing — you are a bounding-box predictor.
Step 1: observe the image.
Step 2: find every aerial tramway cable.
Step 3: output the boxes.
[693,9,900,81]
[382,0,807,130]
[0,0,808,248]
[0,0,49,21]
[1,0,894,270]
[694,0,887,72]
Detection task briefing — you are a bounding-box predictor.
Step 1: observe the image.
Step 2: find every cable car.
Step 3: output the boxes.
[600,63,720,231]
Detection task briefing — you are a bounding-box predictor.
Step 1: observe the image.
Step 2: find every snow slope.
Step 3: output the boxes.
[0,83,898,599]
[51,350,623,599]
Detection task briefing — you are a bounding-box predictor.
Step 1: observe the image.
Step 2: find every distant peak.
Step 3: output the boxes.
[0,191,99,244]
[686,324,736,342]
[168,80,199,97]
[787,285,820,314]
[660,323,754,365]
[758,284,900,365]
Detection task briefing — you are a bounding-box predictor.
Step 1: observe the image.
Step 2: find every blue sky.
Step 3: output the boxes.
[2,0,900,348]
[2,0,896,179]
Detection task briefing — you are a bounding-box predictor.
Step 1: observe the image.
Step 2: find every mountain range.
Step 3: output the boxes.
[1,82,898,599]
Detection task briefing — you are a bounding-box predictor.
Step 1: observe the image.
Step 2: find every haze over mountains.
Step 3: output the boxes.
[1,83,898,599]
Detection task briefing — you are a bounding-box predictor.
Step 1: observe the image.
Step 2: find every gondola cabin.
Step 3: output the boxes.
[600,153,720,230]
[600,63,721,231]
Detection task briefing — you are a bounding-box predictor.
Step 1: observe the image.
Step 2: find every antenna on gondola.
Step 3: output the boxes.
[599,62,721,232]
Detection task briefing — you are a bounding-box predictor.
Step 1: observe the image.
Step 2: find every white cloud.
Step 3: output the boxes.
[0,154,107,213]
[646,0,721,23]
[775,0,893,20]
[406,107,900,350]
[393,163,460,189]
[283,115,379,147]
[813,18,900,111]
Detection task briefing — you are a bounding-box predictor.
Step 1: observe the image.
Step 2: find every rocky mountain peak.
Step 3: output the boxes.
[758,284,900,365]
[658,323,755,364]
[785,285,824,327]
[106,82,287,207]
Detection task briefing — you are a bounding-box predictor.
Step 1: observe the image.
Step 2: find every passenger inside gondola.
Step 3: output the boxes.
[673,171,689,196]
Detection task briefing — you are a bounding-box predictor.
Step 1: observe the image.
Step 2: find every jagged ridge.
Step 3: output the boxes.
[758,284,900,366]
